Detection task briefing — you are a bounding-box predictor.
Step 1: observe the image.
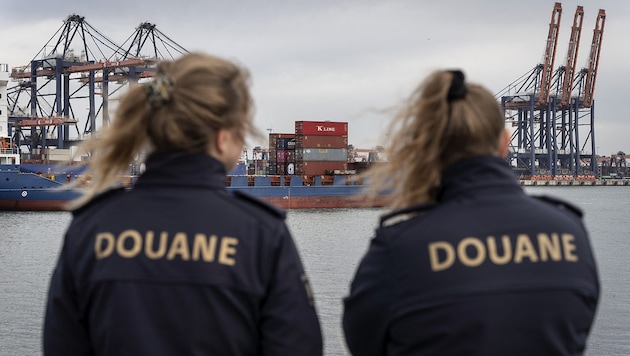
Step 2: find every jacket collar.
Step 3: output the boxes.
[436,155,523,202]
[134,151,227,189]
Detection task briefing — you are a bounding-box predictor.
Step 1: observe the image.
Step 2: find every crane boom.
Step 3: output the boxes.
[581,9,606,108]
[559,6,584,108]
[538,2,562,107]
[12,117,77,127]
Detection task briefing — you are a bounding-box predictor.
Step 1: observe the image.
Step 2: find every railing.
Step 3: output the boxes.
[1,148,19,155]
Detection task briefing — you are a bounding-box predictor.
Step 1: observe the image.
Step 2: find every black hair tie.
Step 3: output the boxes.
[447,70,466,101]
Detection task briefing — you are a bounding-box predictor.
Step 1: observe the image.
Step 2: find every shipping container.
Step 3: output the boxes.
[295,121,348,136]
[268,162,277,175]
[295,161,348,176]
[269,133,295,150]
[275,161,296,175]
[296,148,348,162]
[286,162,296,175]
[295,135,348,149]
[276,137,296,150]
[269,149,295,162]
[277,149,288,163]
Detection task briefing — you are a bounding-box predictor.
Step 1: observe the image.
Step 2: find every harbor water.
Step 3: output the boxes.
[1,186,629,355]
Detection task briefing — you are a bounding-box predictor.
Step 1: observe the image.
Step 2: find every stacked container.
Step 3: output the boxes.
[295,121,349,175]
[268,133,296,175]
[248,147,269,175]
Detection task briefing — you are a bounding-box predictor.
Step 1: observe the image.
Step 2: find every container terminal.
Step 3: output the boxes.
[1,3,627,211]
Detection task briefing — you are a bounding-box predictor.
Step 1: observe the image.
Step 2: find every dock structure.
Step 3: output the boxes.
[519,179,630,186]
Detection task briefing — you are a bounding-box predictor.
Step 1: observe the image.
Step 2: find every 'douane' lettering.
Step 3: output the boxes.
[218,237,238,266]
[538,233,561,261]
[94,230,239,266]
[117,229,142,258]
[514,234,539,263]
[192,234,217,262]
[145,231,168,259]
[487,235,512,265]
[166,233,190,260]
[428,233,578,272]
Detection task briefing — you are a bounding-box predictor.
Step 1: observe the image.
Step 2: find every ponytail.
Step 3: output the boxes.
[66,83,152,208]
[364,70,504,210]
[67,52,256,209]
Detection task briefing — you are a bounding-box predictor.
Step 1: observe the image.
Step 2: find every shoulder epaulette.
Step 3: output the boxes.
[380,202,436,227]
[534,195,583,218]
[231,190,286,219]
[72,187,126,216]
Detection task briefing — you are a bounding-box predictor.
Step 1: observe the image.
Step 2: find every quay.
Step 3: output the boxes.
[519,179,630,186]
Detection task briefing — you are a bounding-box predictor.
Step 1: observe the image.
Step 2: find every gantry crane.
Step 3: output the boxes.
[5,14,188,159]
[550,8,606,177]
[498,3,605,178]
[546,5,585,177]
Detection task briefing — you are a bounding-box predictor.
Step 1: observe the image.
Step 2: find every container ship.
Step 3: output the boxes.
[0,121,390,211]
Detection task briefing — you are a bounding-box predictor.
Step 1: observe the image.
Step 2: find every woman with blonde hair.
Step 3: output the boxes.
[343,70,599,355]
[44,52,322,355]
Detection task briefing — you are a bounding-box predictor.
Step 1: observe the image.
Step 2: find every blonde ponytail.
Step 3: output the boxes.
[365,70,504,210]
[67,52,257,209]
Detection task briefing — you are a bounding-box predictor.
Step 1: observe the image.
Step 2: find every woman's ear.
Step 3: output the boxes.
[215,129,229,155]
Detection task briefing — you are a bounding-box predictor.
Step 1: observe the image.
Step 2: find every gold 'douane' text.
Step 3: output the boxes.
[95,230,239,266]
[428,233,578,272]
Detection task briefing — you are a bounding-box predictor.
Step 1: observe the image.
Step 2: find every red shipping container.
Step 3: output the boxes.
[295,161,348,175]
[295,121,348,136]
[295,135,348,149]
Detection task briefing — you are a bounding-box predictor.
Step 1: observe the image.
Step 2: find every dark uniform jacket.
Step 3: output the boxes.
[343,155,599,356]
[44,152,323,356]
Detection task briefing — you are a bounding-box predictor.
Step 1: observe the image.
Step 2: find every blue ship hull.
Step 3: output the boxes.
[0,164,81,210]
[0,164,390,211]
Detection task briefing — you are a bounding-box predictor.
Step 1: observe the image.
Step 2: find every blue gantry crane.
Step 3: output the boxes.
[5,14,188,159]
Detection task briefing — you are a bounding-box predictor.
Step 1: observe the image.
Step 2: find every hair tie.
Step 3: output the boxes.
[144,75,173,109]
[447,70,466,101]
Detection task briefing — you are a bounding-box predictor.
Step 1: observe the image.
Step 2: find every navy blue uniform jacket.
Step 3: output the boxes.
[44,152,323,355]
[343,155,599,356]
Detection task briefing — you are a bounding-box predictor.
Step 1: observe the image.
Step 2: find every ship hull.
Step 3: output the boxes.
[1,164,389,211]
[0,164,81,211]
[260,195,390,209]
[0,187,389,211]
[0,197,73,211]
[229,185,390,209]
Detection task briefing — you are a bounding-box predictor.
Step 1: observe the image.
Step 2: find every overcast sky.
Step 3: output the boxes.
[1,0,627,155]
